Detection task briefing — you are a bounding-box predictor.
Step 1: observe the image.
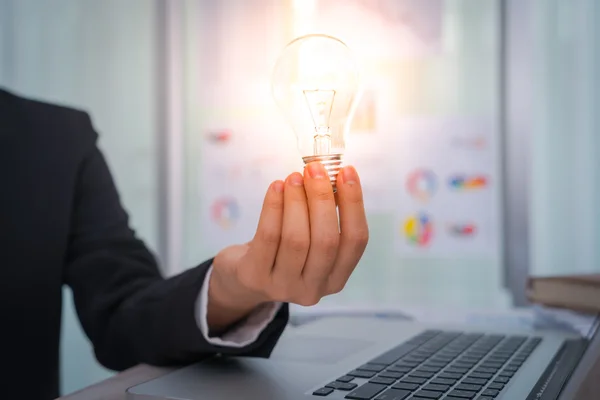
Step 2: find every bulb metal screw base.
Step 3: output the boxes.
[302,154,343,191]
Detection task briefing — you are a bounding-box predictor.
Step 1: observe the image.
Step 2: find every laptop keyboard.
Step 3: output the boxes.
[312,330,542,399]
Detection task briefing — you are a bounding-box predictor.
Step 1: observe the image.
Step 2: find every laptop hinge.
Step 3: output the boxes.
[525,339,587,400]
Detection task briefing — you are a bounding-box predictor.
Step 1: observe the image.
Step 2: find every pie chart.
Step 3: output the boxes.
[403,212,433,246]
[406,169,437,201]
[211,197,240,229]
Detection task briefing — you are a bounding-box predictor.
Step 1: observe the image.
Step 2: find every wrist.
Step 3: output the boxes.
[206,268,265,334]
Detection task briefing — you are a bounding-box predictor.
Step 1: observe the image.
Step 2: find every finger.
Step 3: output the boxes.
[327,166,369,294]
[247,180,284,280]
[301,162,340,291]
[271,172,311,296]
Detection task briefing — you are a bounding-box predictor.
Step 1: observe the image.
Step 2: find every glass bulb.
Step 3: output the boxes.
[271,34,361,188]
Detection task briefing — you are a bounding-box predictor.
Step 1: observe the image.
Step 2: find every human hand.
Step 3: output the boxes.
[206,162,369,332]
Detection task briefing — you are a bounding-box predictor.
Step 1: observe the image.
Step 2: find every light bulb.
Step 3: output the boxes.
[271,34,361,189]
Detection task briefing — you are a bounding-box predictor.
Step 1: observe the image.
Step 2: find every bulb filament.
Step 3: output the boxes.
[303,89,336,156]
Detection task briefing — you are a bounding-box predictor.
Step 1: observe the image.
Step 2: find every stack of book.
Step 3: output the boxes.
[527,274,600,336]
[527,274,600,313]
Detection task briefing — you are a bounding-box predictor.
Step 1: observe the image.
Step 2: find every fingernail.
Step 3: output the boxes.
[343,166,358,185]
[288,172,303,186]
[272,180,284,193]
[307,162,325,179]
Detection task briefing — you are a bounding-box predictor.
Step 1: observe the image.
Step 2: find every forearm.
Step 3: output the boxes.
[64,133,289,370]
[84,261,214,369]
[73,257,288,370]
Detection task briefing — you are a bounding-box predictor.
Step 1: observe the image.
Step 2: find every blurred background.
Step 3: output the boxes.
[1,0,598,396]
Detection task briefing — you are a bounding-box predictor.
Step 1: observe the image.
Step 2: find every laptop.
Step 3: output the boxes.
[126,314,600,400]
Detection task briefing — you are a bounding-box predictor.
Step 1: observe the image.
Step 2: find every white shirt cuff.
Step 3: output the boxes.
[195,265,283,348]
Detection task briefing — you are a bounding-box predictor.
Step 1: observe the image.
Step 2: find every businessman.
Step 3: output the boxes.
[0,88,368,399]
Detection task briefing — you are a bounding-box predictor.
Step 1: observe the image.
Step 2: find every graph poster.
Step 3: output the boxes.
[194,0,500,260]
[390,117,501,258]
[198,117,302,249]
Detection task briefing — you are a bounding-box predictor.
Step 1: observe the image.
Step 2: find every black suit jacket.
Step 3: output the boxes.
[0,88,289,399]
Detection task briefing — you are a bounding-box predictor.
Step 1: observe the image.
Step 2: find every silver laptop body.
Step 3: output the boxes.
[126,315,599,400]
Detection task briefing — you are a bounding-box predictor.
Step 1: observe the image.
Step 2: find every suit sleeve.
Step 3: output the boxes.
[196,266,285,347]
[63,116,289,371]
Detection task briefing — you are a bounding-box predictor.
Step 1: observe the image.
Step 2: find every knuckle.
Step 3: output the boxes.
[312,188,334,202]
[295,293,321,307]
[318,233,339,251]
[259,229,280,245]
[348,228,369,247]
[244,275,266,293]
[268,286,289,303]
[311,234,339,265]
[283,233,310,253]
[327,280,347,295]
[268,279,301,303]
[266,196,283,211]
[266,202,283,213]
[345,192,364,205]
[238,266,268,292]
